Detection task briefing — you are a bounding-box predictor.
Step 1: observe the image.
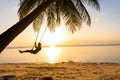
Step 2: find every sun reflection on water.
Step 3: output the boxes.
[44,45,61,63]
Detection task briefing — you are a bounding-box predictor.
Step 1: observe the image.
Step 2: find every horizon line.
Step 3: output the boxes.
[6,43,120,49]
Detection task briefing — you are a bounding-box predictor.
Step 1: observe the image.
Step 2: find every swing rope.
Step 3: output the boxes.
[32,26,47,49]
[39,26,47,41]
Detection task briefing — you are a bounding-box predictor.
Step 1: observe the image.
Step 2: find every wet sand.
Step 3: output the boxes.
[0,62,120,80]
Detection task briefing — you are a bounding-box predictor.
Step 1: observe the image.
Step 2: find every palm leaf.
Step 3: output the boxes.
[46,6,56,32]
[60,0,82,33]
[18,0,100,33]
[81,0,100,10]
[33,12,44,32]
[18,0,46,19]
[76,0,91,26]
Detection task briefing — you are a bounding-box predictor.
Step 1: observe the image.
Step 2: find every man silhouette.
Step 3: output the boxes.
[19,42,41,54]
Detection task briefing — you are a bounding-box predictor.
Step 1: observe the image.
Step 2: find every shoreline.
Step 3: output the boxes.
[0,61,120,64]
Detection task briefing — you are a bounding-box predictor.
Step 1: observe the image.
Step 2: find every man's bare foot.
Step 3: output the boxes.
[19,50,22,54]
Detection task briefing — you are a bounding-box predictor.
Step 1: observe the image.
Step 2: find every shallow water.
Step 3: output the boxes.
[0,45,120,63]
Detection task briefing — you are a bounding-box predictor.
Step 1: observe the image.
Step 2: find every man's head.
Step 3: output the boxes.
[38,42,41,47]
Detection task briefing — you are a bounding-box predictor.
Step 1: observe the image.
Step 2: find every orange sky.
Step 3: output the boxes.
[0,0,120,47]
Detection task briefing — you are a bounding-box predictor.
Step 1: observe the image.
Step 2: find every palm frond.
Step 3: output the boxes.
[18,0,46,19]
[60,0,82,33]
[18,0,100,33]
[33,12,44,32]
[46,7,56,32]
[76,0,91,26]
[55,0,61,26]
[66,14,82,33]
[46,0,63,32]
[81,0,100,10]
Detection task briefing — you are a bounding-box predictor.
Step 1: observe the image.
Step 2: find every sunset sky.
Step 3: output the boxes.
[0,0,120,47]
[0,0,120,63]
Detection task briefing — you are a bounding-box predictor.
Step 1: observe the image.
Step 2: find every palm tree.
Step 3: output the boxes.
[0,0,100,53]
[18,0,100,33]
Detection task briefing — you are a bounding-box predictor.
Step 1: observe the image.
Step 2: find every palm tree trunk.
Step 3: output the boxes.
[0,0,55,53]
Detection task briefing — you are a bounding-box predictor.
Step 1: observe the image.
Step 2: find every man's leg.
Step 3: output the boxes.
[19,50,32,53]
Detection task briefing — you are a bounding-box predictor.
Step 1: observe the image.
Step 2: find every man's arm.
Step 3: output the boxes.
[35,42,37,48]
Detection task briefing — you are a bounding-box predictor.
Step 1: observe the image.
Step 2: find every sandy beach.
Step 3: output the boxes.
[0,62,120,80]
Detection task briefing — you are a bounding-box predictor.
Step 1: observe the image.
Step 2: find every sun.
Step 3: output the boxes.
[41,27,65,45]
[37,26,65,63]
[44,45,61,63]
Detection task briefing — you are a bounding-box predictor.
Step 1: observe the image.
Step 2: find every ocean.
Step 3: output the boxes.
[0,45,120,63]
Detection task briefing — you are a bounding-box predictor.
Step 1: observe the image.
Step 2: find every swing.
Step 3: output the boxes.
[19,26,47,54]
[32,26,47,50]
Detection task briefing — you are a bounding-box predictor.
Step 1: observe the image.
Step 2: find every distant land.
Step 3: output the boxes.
[6,43,120,49]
